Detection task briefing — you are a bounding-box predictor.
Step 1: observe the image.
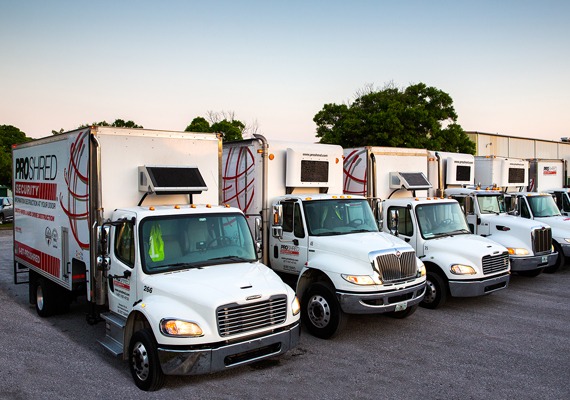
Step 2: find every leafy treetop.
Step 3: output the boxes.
[313,82,475,154]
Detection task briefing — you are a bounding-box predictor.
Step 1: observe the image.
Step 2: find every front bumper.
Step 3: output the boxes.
[157,322,300,376]
[337,281,426,314]
[449,272,509,297]
[510,252,557,272]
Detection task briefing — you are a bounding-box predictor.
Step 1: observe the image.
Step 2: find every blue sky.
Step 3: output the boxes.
[1,0,569,142]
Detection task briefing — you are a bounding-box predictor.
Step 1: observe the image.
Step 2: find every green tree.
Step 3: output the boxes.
[77,119,143,130]
[185,117,211,133]
[185,111,246,141]
[314,83,475,154]
[0,125,33,186]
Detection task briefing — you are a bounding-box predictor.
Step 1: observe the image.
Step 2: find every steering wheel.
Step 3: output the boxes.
[207,236,232,248]
[349,218,364,227]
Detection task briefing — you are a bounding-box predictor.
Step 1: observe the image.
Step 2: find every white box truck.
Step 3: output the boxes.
[12,127,300,391]
[474,156,567,272]
[344,147,510,309]
[527,158,566,192]
[222,135,426,339]
[429,152,556,277]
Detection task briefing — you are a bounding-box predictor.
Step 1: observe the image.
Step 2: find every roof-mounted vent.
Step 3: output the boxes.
[138,165,207,195]
[389,171,432,190]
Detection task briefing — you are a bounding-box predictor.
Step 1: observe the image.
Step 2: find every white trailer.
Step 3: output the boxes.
[12,127,300,391]
[344,147,510,309]
[429,151,556,277]
[474,156,529,192]
[527,158,567,192]
[222,135,426,339]
[527,158,570,216]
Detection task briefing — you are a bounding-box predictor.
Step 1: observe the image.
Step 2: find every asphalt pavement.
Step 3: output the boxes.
[1,227,569,399]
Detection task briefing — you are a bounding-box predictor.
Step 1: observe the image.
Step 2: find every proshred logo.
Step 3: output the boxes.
[280,244,300,256]
[543,166,557,175]
[14,155,58,181]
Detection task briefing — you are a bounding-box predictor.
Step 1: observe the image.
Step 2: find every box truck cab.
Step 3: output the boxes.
[12,128,300,391]
[344,147,510,309]
[504,192,570,272]
[429,152,556,277]
[223,136,426,339]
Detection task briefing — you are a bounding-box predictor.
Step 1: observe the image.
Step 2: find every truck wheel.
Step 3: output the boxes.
[35,277,57,317]
[544,243,564,273]
[421,271,447,309]
[129,329,166,391]
[386,304,418,319]
[301,282,346,339]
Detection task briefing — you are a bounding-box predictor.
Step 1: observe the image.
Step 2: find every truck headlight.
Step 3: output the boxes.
[292,296,300,316]
[507,247,530,256]
[341,274,377,285]
[564,239,570,243]
[160,319,203,337]
[450,264,476,275]
[418,262,426,277]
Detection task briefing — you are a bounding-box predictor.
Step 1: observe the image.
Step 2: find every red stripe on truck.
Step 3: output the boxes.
[14,182,57,201]
[14,241,60,278]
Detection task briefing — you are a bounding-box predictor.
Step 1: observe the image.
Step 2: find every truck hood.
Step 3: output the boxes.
[424,234,506,260]
[310,231,413,265]
[141,261,290,307]
[533,216,570,239]
[483,214,549,231]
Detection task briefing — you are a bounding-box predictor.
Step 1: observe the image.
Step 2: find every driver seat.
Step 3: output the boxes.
[187,219,210,251]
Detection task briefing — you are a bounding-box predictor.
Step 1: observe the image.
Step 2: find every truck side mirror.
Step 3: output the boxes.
[372,199,383,226]
[254,216,263,242]
[271,205,283,238]
[389,209,399,236]
[96,225,111,271]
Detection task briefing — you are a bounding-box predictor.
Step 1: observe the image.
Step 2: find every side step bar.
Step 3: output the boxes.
[98,312,127,357]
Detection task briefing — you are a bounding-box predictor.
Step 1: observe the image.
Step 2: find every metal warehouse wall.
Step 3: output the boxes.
[466,131,570,160]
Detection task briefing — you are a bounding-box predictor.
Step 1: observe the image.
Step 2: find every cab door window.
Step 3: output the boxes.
[115,222,135,267]
[389,206,413,236]
[282,201,305,238]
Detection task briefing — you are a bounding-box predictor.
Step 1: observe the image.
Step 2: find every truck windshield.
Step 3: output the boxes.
[140,213,257,274]
[527,195,561,217]
[415,202,471,239]
[476,194,506,214]
[303,199,378,236]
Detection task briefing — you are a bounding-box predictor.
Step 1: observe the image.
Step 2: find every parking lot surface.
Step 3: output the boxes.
[1,228,569,399]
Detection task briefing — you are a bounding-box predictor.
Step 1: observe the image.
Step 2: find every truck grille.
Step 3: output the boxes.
[532,227,552,254]
[217,296,287,337]
[374,250,417,283]
[482,252,509,275]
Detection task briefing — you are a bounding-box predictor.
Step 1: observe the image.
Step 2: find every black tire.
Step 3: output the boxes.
[35,277,57,317]
[544,243,564,273]
[386,304,418,319]
[0,213,5,224]
[301,282,346,339]
[420,271,448,309]
[129,329,166,391]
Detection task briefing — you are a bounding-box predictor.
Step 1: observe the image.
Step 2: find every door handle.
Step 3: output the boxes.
[293,239,299,245]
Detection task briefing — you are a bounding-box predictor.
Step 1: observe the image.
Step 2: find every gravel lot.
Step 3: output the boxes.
[1,227,569,399]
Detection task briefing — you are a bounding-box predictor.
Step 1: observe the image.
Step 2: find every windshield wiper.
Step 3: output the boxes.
[165,262,205,269]
[207,256,253,263]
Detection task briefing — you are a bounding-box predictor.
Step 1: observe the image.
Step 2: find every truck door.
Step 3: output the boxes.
[270,200,309,274]
[108,219,136,318]
[387,205,424,258]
